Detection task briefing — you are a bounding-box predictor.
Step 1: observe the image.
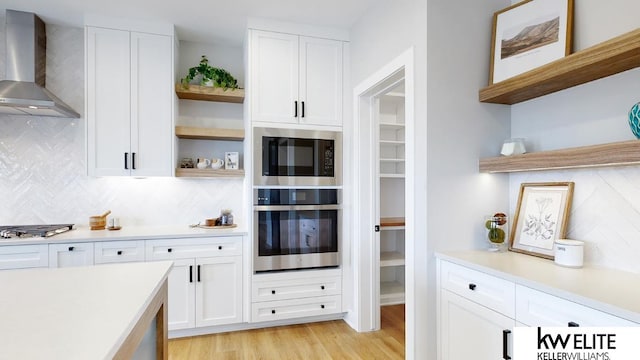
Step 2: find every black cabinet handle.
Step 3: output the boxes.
[124,152,128,170]
[271,290,276,295]
[321,304,325,309]
[167,248,172,253]
[568,321,580,327]
[132,152,136,170]
[218,246,222,250]
[189,265,193,283]
[197,265,201,282]
[503,329,511,360]
[294,101,298,117]
[321,285,325,290]
[68,246,74,251]
[271,309,276,314]
[301,101,305,118]
[469,283,477,291]
[116,250,122,255]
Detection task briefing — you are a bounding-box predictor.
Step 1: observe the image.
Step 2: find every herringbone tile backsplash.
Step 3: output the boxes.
[0,21,245,228]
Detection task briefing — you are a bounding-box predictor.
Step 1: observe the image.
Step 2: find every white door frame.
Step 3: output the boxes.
[346,47,414,352]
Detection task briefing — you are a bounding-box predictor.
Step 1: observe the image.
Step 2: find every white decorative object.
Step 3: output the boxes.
[554,239,584,268]
[501,138,526,156]
[225,152,239,170]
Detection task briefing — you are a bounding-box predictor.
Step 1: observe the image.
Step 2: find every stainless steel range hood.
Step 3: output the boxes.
[0,10,80,118]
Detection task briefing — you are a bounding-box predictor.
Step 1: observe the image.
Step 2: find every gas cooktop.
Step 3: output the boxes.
[0,224,74,239]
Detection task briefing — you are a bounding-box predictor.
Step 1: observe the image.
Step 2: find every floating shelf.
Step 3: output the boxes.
[380,158,405,163]
[380,217,405,227]
[380,140,405,146]
[380,173,405,179]
[479,28,640,105]
[379,122,405,128]
[175,168,245,178]
[175,126,244,141]
[479,140,640,173]
[175,84,245,103]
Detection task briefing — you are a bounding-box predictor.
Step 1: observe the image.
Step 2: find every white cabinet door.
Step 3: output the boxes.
[130,32,173,177]
[167,258,196,330]
[0,245,48,270]
[86,27,131,176]
[49,243,94,268]
[441,290,514,360]
[250,30,299,124]
[195,256,242,327]
[299,36,343,127]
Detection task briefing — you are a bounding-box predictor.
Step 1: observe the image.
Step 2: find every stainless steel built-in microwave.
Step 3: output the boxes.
[253,127,342,186]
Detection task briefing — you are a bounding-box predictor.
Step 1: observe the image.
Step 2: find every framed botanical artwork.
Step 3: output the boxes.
[489,0,574,84]
[509,182,574,259]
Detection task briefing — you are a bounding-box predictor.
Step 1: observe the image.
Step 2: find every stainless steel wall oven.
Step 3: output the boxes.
[253,188,340,272]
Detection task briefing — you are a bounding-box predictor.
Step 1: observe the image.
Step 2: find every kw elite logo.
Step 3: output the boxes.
[514,327,639,360]
[536,327,615,360]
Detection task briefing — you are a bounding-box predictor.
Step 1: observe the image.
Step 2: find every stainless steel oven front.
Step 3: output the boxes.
[253,127,342,186]
[253,188,340,272]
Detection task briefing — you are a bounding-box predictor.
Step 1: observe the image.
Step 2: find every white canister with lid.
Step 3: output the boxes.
[554,239,584,268]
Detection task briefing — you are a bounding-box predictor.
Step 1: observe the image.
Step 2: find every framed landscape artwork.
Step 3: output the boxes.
[489,0,574,84]
[509,182,574,259]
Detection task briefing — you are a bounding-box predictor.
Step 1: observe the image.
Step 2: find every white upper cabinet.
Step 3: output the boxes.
[249,30,343,127]
[86,25,174,176]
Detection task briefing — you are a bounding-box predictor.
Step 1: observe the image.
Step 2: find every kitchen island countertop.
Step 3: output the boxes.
[0,261,172,359]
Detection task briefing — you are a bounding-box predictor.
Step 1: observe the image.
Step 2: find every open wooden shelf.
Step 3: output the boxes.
[479,28,640,105]
[175,84,245,103]
[479,140,640,173]
[380,217,405,227]
[380,252,406,267]
[175,168,245,178]
[175,126,244,141]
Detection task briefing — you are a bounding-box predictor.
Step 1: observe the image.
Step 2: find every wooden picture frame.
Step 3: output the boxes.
[509,182,574,259]
[489,0,574,84]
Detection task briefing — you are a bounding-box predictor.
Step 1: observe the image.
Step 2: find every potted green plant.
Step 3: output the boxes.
[180,55,239,90]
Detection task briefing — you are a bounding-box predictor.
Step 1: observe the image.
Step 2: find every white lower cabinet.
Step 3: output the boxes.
[49,243,94,267]
[146,237,243,331]
[438,258,640,360]
[251,268,342,322]
[440,290,514,360]
[0,245,48,270]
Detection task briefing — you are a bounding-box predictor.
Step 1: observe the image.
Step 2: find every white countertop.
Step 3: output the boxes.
[0,261,172,360]
[436,250,640,323]
[0,224,248,246]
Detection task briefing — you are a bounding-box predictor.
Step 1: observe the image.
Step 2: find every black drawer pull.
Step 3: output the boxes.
[568,321,580,327]
[68,246,74,251]
[468,283,477,291]
[271,290,276,295]
[503,329,511,360]
[167,248,172,253]
[117,250,123,255]
[321,285,325,290]
[321,304,325,309]
[218,246,222,250]
[271,309,276,314]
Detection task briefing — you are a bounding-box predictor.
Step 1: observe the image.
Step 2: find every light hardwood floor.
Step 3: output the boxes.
[168,304,405,359]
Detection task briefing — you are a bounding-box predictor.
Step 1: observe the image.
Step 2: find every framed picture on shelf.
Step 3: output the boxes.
[489,0,574,84]
[509,182,574,259]
[225,152,239,170]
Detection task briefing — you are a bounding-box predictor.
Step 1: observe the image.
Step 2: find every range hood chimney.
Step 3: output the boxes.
[0,10,80,118]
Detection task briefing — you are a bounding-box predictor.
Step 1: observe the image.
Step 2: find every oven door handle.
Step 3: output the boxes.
[253,204,340,211]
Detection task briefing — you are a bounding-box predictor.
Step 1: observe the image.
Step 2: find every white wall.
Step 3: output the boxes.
[509,0,640,273]
[350,0,511,358]
[0,20,246,227]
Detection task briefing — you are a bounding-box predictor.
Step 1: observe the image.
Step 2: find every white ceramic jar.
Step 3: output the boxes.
[554,239,584,268]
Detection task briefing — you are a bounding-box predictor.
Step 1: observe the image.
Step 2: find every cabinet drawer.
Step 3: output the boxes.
[49,242,94,268]
[251,295,342,322]
[516,285,637,326]
[146,237,242,260]
[94,240,145,264]
[0,244,48,270]
[252,275,341,302]
[440,260,515,318]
